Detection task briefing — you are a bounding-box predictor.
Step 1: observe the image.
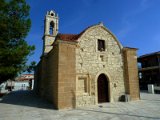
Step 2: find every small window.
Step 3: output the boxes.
[98,39,105,51]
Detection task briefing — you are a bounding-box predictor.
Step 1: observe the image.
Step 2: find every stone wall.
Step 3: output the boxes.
[123,48,140,100]
[35,44,59,108]
[35,58,47,97]
[35,23,140,109]
[75,25,125,107]
[57,42,76,109]
[36,42,76,109]
[44,45,59,107]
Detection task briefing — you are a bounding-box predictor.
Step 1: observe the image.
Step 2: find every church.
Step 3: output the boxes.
[35,10,140,109]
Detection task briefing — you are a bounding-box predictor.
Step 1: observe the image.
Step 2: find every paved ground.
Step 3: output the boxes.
[0,91,160,120]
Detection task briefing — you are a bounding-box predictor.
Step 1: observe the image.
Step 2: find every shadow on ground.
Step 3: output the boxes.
[76,109,160,120]
[0,90,54,110]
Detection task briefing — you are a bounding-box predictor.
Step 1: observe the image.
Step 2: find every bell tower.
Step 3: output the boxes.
[43,10,59,54]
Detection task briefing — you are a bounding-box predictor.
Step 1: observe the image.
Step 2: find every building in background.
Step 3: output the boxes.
[0,74,34,95]
[4,74,34,91]
[14,74,34,90]
[138,51,160,90]
[35,10,140,109]
[0,81,8,96]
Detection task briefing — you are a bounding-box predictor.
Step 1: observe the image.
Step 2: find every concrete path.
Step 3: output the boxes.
[0,91,160,120]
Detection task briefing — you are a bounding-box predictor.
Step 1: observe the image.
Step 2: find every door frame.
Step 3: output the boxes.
[97,74,109,103]
[95,71,112,104]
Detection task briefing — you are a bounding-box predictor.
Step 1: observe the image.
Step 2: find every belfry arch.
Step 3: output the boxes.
[49,21,54,35]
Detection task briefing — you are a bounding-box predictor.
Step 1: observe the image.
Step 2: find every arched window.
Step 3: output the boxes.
[49,21,54,35]
[51,13,54,16]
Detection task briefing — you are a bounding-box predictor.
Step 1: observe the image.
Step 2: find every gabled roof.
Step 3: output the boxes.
[55,23,122,49]
[55,23,101,42]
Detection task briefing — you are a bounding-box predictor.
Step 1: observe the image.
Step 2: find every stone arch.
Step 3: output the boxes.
[97,74,109,103]
[49,21,54,35]
[95,71,113,104]
[49,10,55,16]
[77,24,123,50]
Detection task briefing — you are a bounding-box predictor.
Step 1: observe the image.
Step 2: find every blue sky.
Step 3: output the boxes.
[26,0,160,63]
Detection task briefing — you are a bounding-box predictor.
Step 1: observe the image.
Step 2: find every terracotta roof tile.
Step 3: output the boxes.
[56,23,102,42]
[56,34,80,42]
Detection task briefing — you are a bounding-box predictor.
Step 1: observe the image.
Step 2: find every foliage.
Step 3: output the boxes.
[26,61,36,73]
[0,0,35,83]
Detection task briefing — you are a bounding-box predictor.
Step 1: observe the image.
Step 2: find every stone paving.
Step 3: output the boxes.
[0,90,160,120]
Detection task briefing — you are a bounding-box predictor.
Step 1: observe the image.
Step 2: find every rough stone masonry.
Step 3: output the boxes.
[34,10,140,109]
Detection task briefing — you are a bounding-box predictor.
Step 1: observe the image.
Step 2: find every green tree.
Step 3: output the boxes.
[0,0,35,84]
[26,61,36,73]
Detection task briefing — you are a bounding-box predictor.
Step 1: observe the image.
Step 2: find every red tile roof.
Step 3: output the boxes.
[56,23,102,42]
[56,34,80,42]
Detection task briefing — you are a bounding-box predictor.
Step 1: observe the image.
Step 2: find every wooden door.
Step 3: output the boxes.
[98,74,109,103]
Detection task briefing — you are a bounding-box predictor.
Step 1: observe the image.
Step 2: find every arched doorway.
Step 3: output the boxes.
[97,74,109,103]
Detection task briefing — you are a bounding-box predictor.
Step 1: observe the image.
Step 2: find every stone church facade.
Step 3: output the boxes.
[35,10,140,109]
